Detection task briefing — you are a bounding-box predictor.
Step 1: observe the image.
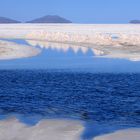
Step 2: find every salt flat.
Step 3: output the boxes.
[94,129,140,140]
[0,40,41,59]
[0,118,139,140]
[0,118,83,140]
[0,24,140,61]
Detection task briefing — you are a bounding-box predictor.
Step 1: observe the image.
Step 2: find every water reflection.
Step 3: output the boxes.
[27,39,140,61]
[26,40,104,56]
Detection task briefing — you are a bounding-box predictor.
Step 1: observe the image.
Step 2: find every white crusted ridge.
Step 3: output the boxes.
[1,24,140,61]
[0,40,41,60]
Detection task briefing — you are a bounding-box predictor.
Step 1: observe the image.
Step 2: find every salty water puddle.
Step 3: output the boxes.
[0,39,140,140]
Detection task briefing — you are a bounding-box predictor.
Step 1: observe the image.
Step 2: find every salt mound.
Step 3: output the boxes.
[94,129,140,140]
[0,40,41,60]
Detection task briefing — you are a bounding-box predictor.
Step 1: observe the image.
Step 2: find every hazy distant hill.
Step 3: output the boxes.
[0,17,21,23]
[27,15,72,23]
[130,20,140,24]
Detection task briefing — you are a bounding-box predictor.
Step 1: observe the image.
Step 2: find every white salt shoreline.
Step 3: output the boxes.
[0,118,139,140]
[94,129,140,140]
[0,118,84,140]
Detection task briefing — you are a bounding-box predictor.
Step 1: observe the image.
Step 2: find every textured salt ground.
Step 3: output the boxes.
[0,118,139,140]
[0,118,83,140]
[94,129,140,140]
[1,24,140,61]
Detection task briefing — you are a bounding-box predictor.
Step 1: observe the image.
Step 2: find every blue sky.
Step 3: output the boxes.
[0,0,140,23]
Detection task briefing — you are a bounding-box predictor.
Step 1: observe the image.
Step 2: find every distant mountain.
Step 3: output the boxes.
[0,17,21,23]
[27,15,72,23]
[129,20,140,24]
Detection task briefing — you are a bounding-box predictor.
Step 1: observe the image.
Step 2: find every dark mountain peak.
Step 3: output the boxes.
[27,15,72,23]
[129,20,140,24]
[0,17,21,23]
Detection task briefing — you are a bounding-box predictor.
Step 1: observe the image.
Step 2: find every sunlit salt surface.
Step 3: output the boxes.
[94,129,140,140]
[0,40,41,60]
[0,118,83,140]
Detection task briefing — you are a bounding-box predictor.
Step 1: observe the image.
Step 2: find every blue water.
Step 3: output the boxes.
[0,70,139,127]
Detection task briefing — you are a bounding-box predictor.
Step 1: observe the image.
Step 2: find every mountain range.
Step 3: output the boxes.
[129,20,140,24]
[26,15,72,23]
[1,16,139,24]
[0,15,72,24]
[0,17,20,23]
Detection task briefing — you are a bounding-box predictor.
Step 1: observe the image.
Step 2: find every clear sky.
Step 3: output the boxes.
[0,0,140,23]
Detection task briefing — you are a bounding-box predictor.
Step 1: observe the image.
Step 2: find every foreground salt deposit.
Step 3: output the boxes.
[0,118,83,140]
[0,24,140,61]
[94,129,140,140]
[0,40,41,59]
[0,118,139,140]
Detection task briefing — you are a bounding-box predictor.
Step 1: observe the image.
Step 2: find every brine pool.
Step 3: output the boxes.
[0,39,140,140]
